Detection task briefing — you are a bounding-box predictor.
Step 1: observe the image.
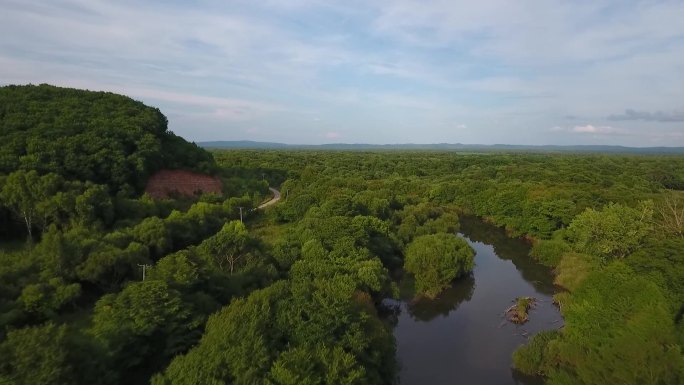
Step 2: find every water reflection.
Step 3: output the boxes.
[383,270,475,324]
[405,274,475,322]
[459,215,555,296]
[390,216,561,385]
[511,368,545,385]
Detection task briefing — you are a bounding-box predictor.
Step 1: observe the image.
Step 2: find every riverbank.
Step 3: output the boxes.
[387,216,562,385]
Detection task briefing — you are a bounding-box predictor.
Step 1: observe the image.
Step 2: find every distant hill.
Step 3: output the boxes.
[201,140,297,149]
[199,140,684,154]
[0,84,215,191]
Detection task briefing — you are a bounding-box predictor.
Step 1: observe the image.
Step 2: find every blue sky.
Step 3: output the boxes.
[2,0,683,146]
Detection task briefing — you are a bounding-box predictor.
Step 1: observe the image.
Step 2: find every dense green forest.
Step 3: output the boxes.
[1,85,684,384]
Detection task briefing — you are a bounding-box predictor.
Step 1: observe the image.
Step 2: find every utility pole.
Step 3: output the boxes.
[238,206,244,223]
[137,264,151,281]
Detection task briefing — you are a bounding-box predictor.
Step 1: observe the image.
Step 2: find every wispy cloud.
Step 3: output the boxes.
[552,124,627,135]
[369,0,684,65]
[1,0,683,145]
[607,109,684,123]
[324,132,342,139]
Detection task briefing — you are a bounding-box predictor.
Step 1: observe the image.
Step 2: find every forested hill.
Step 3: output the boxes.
[200,140,684,154]
[0,84,215,192]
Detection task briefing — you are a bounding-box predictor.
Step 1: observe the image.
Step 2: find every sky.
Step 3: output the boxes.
[1,0,683,146]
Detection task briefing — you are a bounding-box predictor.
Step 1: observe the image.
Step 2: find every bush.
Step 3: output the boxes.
[404,233,475,299]
[512,329,560,375]
[530,239,570,267]
[565,202,652,259]
[547,263,684,385]
[554,253,599,292]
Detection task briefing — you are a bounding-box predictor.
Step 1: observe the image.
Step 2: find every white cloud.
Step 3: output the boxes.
[607,109,684,123]
[1,0,683,145]
[368,0,684,65]
[571,125,593,133]
[551,124,627,135]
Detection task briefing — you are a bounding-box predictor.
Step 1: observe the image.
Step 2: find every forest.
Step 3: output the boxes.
[1,85,684,385]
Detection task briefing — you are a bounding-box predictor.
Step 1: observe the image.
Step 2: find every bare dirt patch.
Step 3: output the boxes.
[145,169,222,199]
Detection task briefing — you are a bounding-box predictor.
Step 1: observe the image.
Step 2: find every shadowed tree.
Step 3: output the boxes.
[0,170,61,240]
[201,220,249,274]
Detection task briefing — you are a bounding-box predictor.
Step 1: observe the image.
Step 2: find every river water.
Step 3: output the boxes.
[385,216,562,385]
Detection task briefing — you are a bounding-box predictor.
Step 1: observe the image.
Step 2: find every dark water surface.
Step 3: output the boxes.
[386,216,562,385]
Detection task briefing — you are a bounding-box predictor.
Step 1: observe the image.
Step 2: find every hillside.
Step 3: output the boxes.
[0,87,266,384]
[0,84,215,192]
[145,169,223,199]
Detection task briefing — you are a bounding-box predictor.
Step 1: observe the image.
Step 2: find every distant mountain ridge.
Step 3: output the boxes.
[199,140,684,154]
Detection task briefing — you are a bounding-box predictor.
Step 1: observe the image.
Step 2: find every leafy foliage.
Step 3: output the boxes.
[0,322,108,385]
[0,170,61,239]
[512,330,560,375]
[404,233,475,298]
[200,220,250,274]
[3,91,684,385]
[530,239,570,267]
[545,263,683,385]
[0,84,214,192]
[566,202,653,259]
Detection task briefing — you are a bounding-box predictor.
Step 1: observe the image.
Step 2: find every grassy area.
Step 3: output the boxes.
[246,210,293,245]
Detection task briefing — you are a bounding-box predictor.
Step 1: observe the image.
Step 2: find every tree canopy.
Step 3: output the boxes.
[404,233,475,298]
[2,89,684,385]
[0,84,215,192]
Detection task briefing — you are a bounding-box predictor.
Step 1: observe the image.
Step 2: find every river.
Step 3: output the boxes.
[384,216,562,385]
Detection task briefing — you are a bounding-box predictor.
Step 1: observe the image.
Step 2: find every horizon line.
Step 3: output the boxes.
[196,140,684,149]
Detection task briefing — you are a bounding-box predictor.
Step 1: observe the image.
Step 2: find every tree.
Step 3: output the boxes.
[90,280,193,375]
[0,323,76,385]
[148,250,202,289]
[19,278,81,319]
[76,242,149,290]
[36,190,74,232]
[626,237,684,314]
[276,193,317,222]
[151,282,289,385]
[655,191,684,238]
[74,183,114,227]
[269,345,366,385]
[130,216,172,259]
[201,220,249,274]
[404,233,475,298]
[0,170,61,240]
[566,202,653,259]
